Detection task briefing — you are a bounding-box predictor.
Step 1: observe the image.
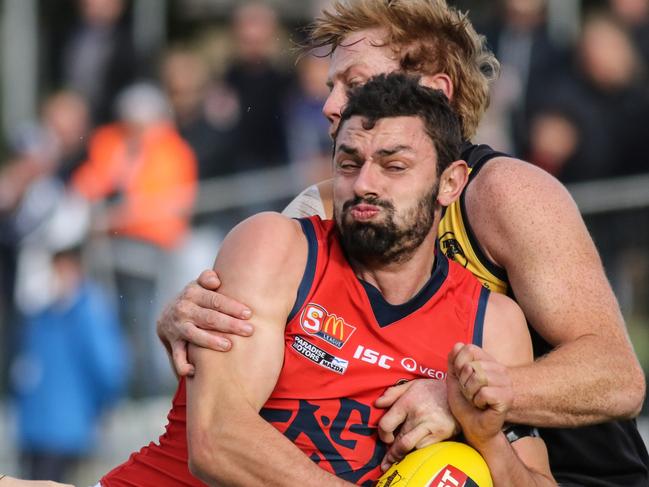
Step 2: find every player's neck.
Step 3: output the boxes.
[352,230,438,305]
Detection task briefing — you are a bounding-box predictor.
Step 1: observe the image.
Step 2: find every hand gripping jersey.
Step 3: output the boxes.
[442,143,649,487]
[101,215,489,486]
[261,216,489,486]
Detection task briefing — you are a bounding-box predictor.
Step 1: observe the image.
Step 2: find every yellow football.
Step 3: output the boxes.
[376,441,493,487]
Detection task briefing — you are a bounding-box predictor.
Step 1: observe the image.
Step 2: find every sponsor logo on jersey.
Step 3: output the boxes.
[292,335,349,374]
[300,303,357,349]
[352,345,446,380]
[426,465,478,487]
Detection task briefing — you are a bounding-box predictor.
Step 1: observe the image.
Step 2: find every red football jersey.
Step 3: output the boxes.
[101,216,488,486]
[262,217,488,485]
[101,379,206,487]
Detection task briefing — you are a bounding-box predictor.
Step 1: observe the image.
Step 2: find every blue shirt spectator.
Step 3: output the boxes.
[12,277,129,480]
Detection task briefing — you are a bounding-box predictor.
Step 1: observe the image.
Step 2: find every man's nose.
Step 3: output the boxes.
[323,86,345,136]
[353,162,380,198]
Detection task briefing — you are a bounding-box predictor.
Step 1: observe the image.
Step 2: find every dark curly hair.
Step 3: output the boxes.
[336,72,463,174]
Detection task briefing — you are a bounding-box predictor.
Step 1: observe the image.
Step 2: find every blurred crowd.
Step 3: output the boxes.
[476,0,649,183]
[0,0,648,482]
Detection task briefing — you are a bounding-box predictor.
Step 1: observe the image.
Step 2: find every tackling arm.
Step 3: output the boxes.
[186,212,352,487]
[467,158,645,426]
[449,292,555,486]
[311,165,646,426]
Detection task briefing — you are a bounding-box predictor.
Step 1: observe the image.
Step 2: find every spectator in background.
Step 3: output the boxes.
[527,12,649,182]
[72,83,197,395]
[286,54,332,188]
[40,91,91,183]
[11,193,128,484]
[0,91,91,390]
[477,0,569,153]
[161,48,236,180]
[610,0,649,67]
[57,0,137,125]
[0,90,89,238]
[224,2,292,172]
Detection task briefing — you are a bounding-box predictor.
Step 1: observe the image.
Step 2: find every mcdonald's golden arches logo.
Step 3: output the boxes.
[300,303,357,349]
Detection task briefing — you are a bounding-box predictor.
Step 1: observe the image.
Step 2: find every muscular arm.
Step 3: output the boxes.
[315,166,645,425]
[154,181,332,376]
[186,213,351,487]
[163,153,644,429]
[467,158,645,426]
[449,292,555,486]
[468,293,555,486]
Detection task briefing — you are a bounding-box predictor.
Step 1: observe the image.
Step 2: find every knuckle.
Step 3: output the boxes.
[215,315,235,332]
[378,416,391,432]
[210,293,222,310]
[399,432,416,450]
[176,299,191,317]
[213,313,235,332]
[181,282,195,300]
[411,405,426,418]
[182,321,197,340]
[202,309,222,329]
[396,439,413,455]
[201,309,218,327]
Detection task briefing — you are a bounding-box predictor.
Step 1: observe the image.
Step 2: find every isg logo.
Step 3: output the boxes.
[300,303,357,349]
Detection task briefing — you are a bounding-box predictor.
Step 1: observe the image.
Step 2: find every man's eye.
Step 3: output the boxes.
[339,160,359,170]
[386,165,406,172]
[347,78,364,88]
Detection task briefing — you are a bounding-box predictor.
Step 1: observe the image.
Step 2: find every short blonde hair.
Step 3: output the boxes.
[307,0,499,140]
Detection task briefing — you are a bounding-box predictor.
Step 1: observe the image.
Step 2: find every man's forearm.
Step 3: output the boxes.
[188,405,353,487]
[475,434,556,487]
[508,334,645,427]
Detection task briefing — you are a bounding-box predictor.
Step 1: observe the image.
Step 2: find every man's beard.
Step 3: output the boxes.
[335,184,439,265]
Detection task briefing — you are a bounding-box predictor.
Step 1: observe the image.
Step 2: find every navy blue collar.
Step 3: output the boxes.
[359,245,449,328]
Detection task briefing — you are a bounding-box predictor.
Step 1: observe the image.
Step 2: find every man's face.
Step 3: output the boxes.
[333,115,441,264]
[324,29,400,137]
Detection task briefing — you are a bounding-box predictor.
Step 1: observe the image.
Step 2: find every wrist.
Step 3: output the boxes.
[465,430,508,455]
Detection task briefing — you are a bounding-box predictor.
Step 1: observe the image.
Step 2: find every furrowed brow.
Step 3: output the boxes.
[337,144,361,158]
[374,145,413,157]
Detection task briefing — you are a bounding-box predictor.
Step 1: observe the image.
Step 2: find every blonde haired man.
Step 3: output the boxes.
[159,1,648,485]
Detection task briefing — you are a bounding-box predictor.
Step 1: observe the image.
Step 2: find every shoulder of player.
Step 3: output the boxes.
[467,155,573,211]
[464,155,580,263]
[216,212,307,294]
[283,182,328,218]
[482,291,533,367]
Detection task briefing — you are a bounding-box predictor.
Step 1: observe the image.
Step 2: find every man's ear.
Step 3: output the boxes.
[420,73,454,101]
[437,160,468,207]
